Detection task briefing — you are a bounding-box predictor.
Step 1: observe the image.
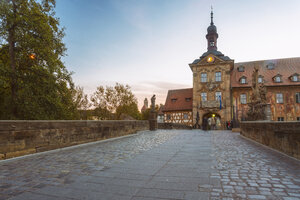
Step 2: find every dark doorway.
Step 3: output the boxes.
[202,113,221,130]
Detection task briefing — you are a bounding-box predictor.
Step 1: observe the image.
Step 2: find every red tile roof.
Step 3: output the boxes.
[162,88,193,112]
[231,57,300,87]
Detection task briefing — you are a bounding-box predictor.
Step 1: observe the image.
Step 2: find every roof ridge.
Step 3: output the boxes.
[167,88,193,92]
[235,57,300,64]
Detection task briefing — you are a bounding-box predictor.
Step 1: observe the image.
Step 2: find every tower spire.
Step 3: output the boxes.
[206,8,218,51]
[211,6,214,25]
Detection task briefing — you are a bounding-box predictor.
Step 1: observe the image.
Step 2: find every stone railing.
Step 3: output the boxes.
[240,121,300,160]
[0,120,149,160]
[201,100,220,108]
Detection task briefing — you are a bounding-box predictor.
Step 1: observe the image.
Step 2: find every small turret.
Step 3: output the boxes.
[206,7,218,51]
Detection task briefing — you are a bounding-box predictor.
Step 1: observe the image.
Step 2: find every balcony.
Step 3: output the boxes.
[201,100,220,108]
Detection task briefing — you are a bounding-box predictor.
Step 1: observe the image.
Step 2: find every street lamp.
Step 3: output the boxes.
[29,53,36,60]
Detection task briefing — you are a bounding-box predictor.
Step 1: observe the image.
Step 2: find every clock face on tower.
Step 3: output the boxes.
[207,56,214,63]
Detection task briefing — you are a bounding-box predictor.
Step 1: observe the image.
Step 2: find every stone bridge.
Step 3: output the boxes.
[0,130,299,200]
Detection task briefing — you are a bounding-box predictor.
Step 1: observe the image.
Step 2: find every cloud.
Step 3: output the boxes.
[131,81,192,109]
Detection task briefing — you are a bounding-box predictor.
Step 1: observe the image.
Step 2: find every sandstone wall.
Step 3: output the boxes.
[0,120,149,160]
[232,86,300,121]
[240,121,300,160]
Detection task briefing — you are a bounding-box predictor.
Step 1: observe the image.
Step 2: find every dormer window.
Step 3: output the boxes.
[238,65,245,72]
[240,76,247,84]
[171,98,177,102]
[293,75,298,82]
[185,98,191,102]
[258,76,264,83]
[273,74,282,83]
[290,73,299,82]
[266,63,275,70]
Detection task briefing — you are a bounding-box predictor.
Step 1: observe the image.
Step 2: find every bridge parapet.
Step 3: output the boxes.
[240,121,300,160]
[0,120,149,160]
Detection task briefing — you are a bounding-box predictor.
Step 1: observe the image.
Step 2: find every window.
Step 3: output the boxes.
[210,41,215,47]
[296,93,300,103]
[215,92,222,101]
[278,117,284,121]
[238,65,245,72]
[276,93,283,103]
[183,113,188,120]
[258,77,263,83]
[201,73,207,82]
[240,94,247,104]
[171,98,177,102]
[292,75,298,82]
[185,98,191,102]
[215,72,221,82]
[167,114,171,120]
[240,77,246,84]
[201,93,207,101]
[297,117,300,121]
[275,76,281,83]
[267,63,275,70]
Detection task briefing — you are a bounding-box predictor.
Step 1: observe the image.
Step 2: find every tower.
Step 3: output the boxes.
[144,98,148,108]
[206,8,218,51]
[189,9,234,130]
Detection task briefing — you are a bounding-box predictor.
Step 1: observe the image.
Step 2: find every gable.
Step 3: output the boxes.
[162,88,193,112]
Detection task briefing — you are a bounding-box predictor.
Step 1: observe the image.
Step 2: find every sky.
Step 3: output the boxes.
[55,0,300,109]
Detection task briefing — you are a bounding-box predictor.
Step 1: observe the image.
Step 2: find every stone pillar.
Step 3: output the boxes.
[149,111,158,131]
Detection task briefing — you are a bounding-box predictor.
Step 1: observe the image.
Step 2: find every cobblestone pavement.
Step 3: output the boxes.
[0,130,300,200]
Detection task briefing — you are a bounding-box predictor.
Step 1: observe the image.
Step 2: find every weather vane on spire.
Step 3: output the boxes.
[210,6,214,25]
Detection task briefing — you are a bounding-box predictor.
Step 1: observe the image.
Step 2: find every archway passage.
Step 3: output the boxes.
[202,113,221,130]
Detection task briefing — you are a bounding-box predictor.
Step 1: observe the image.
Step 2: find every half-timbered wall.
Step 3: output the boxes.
[163,111,193,126]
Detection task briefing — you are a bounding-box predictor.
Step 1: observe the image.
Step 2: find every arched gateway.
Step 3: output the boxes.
[202,113,221,130]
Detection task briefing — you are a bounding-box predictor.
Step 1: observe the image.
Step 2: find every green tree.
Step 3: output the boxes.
[116,102,141,120]
[0,0,78,119]
[72,86,91,120]
[91,83,141,120]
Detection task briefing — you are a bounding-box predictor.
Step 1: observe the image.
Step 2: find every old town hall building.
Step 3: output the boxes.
[162,11,300,129]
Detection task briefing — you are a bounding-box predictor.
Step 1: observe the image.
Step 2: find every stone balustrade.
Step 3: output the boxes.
[0,120,149,160]
[240,121,300,160]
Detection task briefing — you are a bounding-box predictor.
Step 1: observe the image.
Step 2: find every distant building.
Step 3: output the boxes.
[162,10,300,129]
[141,98,148,113]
